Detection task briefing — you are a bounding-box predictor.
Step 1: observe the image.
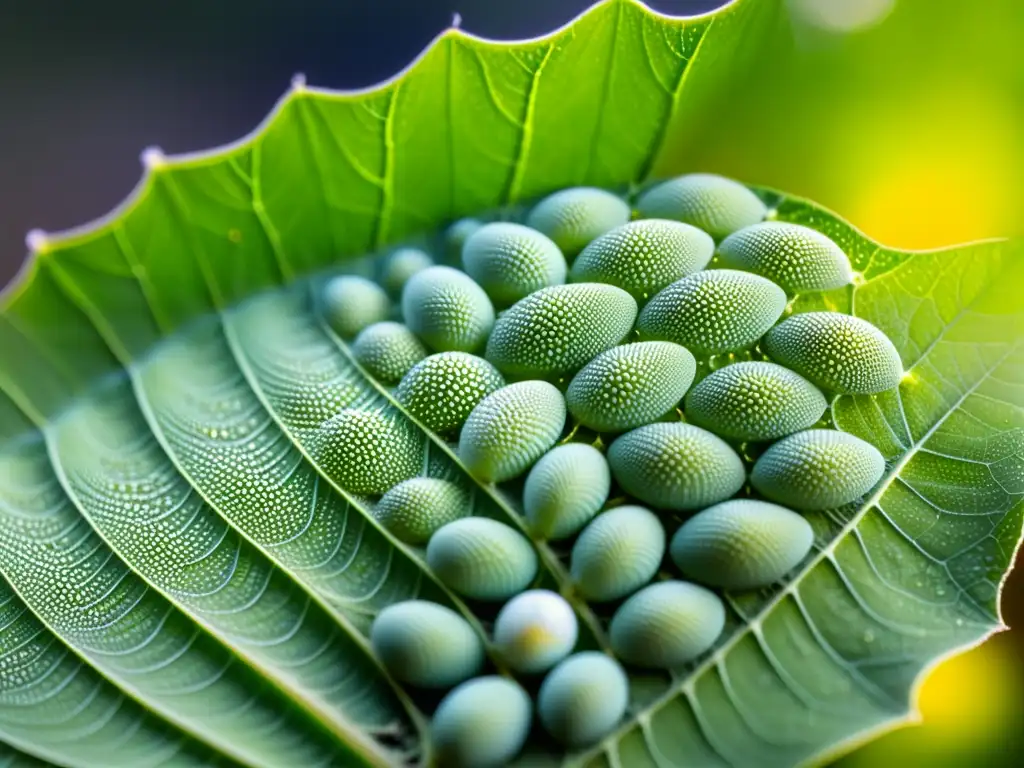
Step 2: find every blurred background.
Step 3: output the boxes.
[1,0,1021,764]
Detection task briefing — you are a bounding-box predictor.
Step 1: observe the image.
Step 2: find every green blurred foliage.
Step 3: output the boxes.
[659,0,1024,249]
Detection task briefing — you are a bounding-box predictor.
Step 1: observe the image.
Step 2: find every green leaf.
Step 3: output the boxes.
[0,1,1021,767]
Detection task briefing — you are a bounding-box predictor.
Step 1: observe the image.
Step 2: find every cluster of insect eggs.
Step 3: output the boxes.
[319,174,899,768]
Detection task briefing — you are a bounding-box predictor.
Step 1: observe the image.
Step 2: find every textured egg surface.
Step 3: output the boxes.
[493,590,579,674]
[763,312,903,393]
[317,408,423,495]
[751,429,886,510]
[608,422,746,510]
[379,247,434,296]
[458,381,567,483]
[395,352,504,436]
[432,676,532,768]
[566,341,696,433]
[523,443,611,541]
[461,222,566,306]
[570,218,714,302]
[401,265,495,352]
[670,499,815,591]
[374,477,468,545]
[717,221,852,294]
[635,173,767,240]
[684,361,827,441]
[322,274,392,338]
[526,186,632,258]
[609,580,726,668]
[636,269,787,355]
[351,321,428,384]
[537,652,629,748]
[485,283,638,380]
[370,600,484,688]
[426,517,539,601]
[570,505,666,602]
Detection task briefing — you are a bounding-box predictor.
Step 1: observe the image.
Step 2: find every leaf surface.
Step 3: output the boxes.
[0,1,1020,767]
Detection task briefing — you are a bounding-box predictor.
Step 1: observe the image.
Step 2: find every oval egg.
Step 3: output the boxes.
[426,517,538,601]
[609,580,725,668]
[396,352,504,437]
[537,652,629,748]
[432,676,532,768]
[566,341,696,433]
[402,266,495,353]
[526,187,631,259]
[635,173,766,240]
[684,361,827,441]
[370,600,484,688]
[570,219,714,303]
[762,312,903,394]
[607,423,745,510]
[669,499,814,591]
[570,505,665,602]
[751,429,886,510]
[485,283,637,381]
[458,381,567,483]
[523,443,611,541]
[636,270,786,355]
[374,477,468,545]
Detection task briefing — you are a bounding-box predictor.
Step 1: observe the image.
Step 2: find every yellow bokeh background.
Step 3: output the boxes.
[662,0,1024,764]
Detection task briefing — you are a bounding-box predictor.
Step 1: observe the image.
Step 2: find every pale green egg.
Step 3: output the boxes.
[717,221,852,294]
[609,580,725,668]
[426,517,538,601]
[322,275,392,338]
[763,312,903,394]
[607,423,745,510]
[379,247,435,296]
[318,408,423,495]
[370,600,484,688]
[395,352,504,437]
[374,477,468,545]
[402,266,495,353]
[458,381,567,483]
[570,505,665,602]
[485,283,637,381]
[566,341,696,433]
[570,219,714,303]
[636,270,786,355]
[351,321,428,384]
[635,173,766,240]
[751,429,886,510]
[669,499,814,590]
[526,187,631,259]
[684,361,827,441]
[523,443,611,541]
[461,222,566,307]
[537,652,629,748]
[432,676,532,768]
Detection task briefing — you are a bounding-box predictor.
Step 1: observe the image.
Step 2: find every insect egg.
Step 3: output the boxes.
[369,600,484,688]
[635,173,767,240]
[669,499,814,590]
[609,580,725,668]
[750,429,886,510]
[537,652,629,748]
[570,218,714,303]
[395,352,504,437]
[426,517,538,601]
[458,381,566,483]
[351,321,428,384]
[461,222,566,307]
[402,266,495,353]
[493,589,578,674]
[570,505,665,602]
[525,186,631,259]
[432,676,532,768]
[322,275,392,338]
[522,443,611,540]
[374,477,468,545]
